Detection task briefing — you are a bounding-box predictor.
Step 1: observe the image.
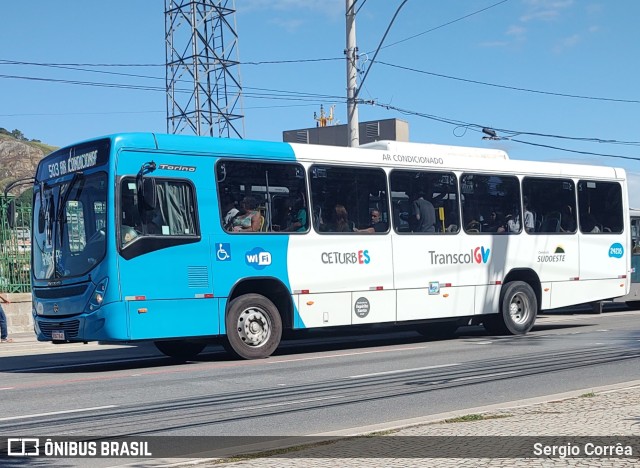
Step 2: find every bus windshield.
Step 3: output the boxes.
[32,172,108,280]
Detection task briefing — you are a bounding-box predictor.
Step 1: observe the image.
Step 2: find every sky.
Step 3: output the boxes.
[2,0,640,205]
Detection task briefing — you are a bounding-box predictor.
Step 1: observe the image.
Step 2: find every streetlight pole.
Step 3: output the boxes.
[346,0,359,147]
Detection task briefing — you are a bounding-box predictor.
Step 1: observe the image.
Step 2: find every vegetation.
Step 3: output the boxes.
[0,127,35,142]
[443,413,512,423]
[0,128,57,194]
[0,127,57,154]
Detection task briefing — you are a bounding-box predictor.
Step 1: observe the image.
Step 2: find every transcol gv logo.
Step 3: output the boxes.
[245,247,272,270]
[429,246,490,265]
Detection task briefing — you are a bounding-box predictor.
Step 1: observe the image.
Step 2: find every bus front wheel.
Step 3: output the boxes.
[224,293,282,360]
[485,281,537,335]
[154,340,206,360]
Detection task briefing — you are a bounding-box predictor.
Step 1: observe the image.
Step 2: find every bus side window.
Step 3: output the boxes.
[577,180,623,234]
[460,173,519,235]
[390,169,459,234]
[523,178,576,235]
[215,160,309,234]
[309,165,388,235]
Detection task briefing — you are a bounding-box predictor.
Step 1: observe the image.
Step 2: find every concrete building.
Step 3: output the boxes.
[283,118,409,147]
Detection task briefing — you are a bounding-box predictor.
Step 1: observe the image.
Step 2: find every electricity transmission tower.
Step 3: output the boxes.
[165,0,244,138]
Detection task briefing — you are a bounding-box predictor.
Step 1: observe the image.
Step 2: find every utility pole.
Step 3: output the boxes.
[345,0,410,148]
[345,0,359,147]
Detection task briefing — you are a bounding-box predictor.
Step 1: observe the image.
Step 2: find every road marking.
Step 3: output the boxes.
[349,363,460,379]
[0,387,15,391]
[0,405,117,422]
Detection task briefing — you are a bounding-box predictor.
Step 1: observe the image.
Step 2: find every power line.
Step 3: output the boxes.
[6,55,639,107]
[0,59,162,67]
[0,73,166,92]
[372,100,640,146]
[510,138,640,162]
[2,65,639,154]
[376,0,513,52]
[376,61,640,104]
[368,101,640,161]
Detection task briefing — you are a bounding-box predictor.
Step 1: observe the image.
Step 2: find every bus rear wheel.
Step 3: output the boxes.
[224,293,282,360]
[485,281,537,335]
[154,340,206,360]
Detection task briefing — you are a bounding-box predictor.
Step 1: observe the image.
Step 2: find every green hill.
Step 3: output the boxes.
[0,131,58,193]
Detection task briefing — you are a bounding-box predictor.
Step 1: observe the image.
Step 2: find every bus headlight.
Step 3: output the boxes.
[88,278,109,312]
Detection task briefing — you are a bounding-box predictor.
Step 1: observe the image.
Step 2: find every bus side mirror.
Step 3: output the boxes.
[141,177,157,211]
[136,161,157,211]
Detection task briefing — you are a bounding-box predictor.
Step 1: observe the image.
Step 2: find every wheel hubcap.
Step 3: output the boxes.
[237,307,271,347]
[509,292,530,325]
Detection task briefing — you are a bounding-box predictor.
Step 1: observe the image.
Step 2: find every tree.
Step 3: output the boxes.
[11,129,26,141]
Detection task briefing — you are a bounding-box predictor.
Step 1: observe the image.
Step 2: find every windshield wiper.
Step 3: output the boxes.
[56,172,84,235]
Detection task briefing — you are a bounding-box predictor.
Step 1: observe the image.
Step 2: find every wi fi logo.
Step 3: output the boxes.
[245,247,272,270]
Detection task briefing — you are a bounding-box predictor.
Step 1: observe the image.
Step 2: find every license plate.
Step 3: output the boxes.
[51,331,65,340]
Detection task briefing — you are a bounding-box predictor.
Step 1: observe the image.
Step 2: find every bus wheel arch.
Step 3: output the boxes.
[485,270,540,335]
[225,278,290,359]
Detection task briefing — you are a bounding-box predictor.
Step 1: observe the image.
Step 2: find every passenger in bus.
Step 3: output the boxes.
[230,196,261,232]
[355,209,388,233]
[284,196,307,232]
[221,194,239,229]
[505,213,520,232]
[523,197,535,232]
[485,211,505,232]
[581,212,601,233]
[412,191,436,232]
[121,225,139,246]
[332,204,352,232]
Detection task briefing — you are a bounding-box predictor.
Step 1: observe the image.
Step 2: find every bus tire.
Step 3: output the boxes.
[225,293,282,360]
[486,281,537,335]
[154,340,206,360]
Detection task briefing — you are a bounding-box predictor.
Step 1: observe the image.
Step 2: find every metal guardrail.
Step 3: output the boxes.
[0,198,32,293]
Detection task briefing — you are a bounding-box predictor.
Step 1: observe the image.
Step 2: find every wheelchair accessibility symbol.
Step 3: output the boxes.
[216,243,231,261]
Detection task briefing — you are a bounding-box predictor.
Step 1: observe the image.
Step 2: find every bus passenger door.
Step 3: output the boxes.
[116,152,219,340]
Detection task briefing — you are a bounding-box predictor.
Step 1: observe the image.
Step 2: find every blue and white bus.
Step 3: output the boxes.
[30,133,631,359]
[613,208,640,307]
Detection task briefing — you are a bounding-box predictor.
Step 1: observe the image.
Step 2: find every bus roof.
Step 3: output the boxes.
[289,140,625,181]
[56,132,625,182]
[359,140,509,160]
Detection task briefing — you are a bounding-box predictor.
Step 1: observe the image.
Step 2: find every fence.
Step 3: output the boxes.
[0,197,32,293]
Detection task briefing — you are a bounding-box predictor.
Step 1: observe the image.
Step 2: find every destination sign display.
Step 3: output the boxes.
[37,139,110,181]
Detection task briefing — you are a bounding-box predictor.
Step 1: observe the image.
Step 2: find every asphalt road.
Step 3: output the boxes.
[1,306,639,464]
